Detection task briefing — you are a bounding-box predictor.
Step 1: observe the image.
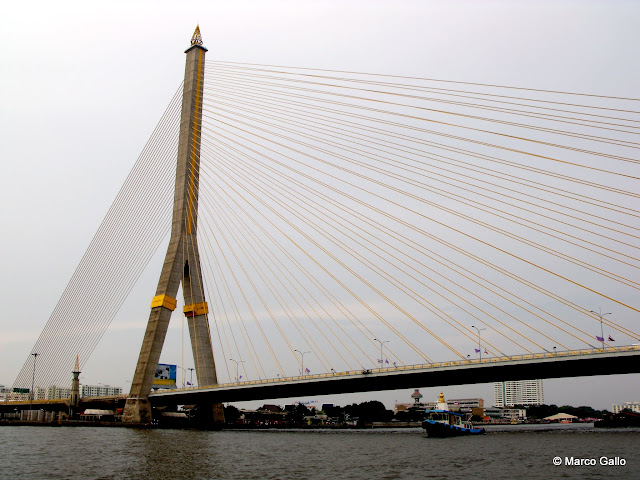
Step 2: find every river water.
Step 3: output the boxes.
[0,424,638,479]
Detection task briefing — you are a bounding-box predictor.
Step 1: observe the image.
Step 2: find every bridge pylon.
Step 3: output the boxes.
[123,26,223,425]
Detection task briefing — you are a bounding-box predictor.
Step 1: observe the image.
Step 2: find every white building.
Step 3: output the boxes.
[612,401,640,414]
[81,384,122,397]
[494,379,543,407]
[6,391,30,401]
[0,385,9,401]
[34,387,47,400]
[45,385,71,400]
[394,391,484,414]
[485,406,527,421]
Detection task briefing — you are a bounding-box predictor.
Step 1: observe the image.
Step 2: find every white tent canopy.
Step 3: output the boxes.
[544,413,578,420]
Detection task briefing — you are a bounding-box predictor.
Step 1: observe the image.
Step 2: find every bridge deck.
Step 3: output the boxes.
[149,346,640,405]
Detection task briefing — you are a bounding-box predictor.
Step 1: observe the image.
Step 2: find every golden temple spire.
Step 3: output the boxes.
[191,25,203,46]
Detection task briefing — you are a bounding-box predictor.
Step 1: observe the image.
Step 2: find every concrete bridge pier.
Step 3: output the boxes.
[194,402,225,429]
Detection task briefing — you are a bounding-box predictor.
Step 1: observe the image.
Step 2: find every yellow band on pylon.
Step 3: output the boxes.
[184,302,208,317]
[151,295,177,311]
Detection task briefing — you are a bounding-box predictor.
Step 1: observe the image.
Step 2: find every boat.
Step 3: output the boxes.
[595,409,640,428]
[421,392,485,437]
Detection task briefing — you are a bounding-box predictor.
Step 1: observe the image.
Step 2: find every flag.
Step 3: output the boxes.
[608,336,615,342]
[485,350,488,354]
[377,359,383,363]
[186,382,191,386]
[474,348,480,353]
[305,368,310,373]
[596,335,604,342]
[239,375,243,379]
[385,359,389,364]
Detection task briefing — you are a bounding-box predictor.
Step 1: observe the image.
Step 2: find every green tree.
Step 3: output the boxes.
[519,404,558,420]
[344,401,393,424]
[285,403,312,424]
[224,404,241,424]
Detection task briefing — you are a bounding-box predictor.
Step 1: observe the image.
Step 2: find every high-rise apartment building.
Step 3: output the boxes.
[81,385,122,397]
[612,401,640,413]
[494,379,543,407]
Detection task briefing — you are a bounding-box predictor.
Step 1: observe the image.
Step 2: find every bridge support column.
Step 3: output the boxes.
[194,402,225,429]
[123,26,223,425]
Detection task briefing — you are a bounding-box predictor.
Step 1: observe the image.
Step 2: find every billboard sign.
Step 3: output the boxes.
[153,364,177,389]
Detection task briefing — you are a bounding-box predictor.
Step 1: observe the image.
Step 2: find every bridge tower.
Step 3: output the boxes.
[123,26,223,424]
[70,355,80,417]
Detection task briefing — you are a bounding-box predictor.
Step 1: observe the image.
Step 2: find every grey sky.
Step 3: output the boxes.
[1,0,638,410]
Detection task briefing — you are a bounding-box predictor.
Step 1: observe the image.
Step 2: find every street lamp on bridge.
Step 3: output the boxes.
[176,366,191,387]
[590,307,611,350]
[373,338,389,367]
[295,349,310,376]
[29,352,39,419]
[471,325,486,361]
[230,358,245,382]
[187,367,195,387]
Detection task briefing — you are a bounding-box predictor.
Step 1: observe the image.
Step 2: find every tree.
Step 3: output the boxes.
[285,403,312,424]
[224,404,241,424]
[323,405,344,422]
[394,408,425,422]
[519,404,558,420]
[344,401,393,424]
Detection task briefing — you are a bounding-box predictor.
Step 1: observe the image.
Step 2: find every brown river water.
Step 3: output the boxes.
[0,423,638,479]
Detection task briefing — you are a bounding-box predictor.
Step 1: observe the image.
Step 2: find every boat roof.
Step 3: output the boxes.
[426,409,464,416]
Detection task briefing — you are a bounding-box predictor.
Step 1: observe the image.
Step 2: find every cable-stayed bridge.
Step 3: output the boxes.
[9,28,640,423]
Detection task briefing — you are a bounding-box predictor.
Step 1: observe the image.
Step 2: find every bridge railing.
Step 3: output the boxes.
[161,344,640,393]
[3,398,71,406]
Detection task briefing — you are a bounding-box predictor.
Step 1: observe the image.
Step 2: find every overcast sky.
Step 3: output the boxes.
[1,0,639,410]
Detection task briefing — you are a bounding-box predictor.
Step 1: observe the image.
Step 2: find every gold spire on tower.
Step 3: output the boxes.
[191,25,203,46]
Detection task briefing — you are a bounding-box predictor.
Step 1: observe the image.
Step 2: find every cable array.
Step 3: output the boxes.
[13,60,640,391]
[11,86,183,392]
[192,61,639,379]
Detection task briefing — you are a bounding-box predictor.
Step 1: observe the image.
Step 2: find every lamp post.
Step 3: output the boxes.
[295,349,310,376]
[471,325,486,361]
[176,366,185,388]
[176,366,190,387]
[29,353,38,419]
[590,308,611,350]
[373,338,389,367]
[230,358,245,382]
[187,367,195,386]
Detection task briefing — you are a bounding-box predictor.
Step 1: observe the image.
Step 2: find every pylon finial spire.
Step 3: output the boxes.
[191,25,203,46]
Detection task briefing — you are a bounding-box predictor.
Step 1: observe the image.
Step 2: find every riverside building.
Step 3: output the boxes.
[81,385,122,397]
[494,379,543,407]
[612,401,640,413]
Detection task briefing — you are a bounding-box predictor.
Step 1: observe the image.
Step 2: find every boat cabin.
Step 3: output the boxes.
[427,409,465,426]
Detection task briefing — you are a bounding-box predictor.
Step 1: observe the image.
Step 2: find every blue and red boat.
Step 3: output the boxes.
[422,393,485,437]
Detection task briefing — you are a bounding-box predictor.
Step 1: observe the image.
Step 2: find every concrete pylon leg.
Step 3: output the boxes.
[123,305,175,423]
[123,27,223,426]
